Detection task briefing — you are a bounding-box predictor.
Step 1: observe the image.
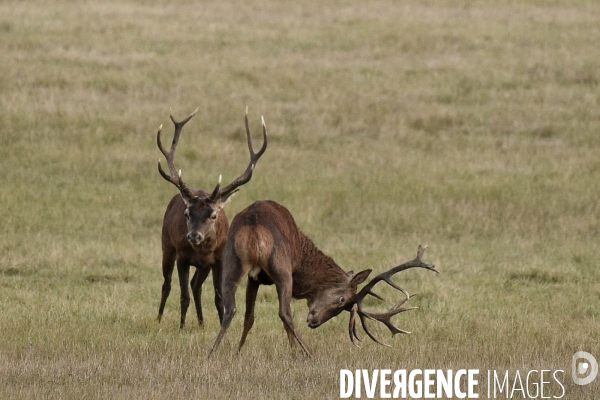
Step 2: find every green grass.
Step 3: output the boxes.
[1,0,599,398]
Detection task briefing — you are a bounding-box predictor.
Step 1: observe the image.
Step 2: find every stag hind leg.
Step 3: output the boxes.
[211,263,224,324]
[238,277,260,351]
[272,272,313,357]
[158,246,177,323]
[209,250,250,357]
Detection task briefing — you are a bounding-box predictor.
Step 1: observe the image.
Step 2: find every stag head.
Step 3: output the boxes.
[178,188,223,246]
[307,245,437,347]
[156,107,267,247]
[305,269,371,329]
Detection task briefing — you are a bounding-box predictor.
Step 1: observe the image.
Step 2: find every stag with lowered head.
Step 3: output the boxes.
[156,107,267,329]
[209,200,437,357]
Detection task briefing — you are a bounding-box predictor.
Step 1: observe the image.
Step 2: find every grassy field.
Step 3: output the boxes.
[1,0,599,398]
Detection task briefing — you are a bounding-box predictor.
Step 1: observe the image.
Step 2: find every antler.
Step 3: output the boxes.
[157,107,267,203]
[209,106,268,201]
[156,108,199,200]
[349,245,438,347]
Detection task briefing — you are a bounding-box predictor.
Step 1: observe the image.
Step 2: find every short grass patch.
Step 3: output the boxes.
[1,0,599,398]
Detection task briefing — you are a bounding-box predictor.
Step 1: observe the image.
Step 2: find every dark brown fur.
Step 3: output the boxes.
[210,200,371,356]
[155,107,267,329]
[158,191,228,328]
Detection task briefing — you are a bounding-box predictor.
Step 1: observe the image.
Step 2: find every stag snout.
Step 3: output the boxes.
[307,307,343,329]
[306,309,319,329]
[307,317,320,329]
[187,231,204,245]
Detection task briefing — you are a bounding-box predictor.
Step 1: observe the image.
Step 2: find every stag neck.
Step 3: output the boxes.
[292,232,348,299]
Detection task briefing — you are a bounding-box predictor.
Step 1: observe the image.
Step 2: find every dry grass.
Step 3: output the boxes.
[1,0,599,398]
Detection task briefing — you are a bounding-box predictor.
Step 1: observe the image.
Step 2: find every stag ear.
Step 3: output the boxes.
[179,189,194,207]
[209,174,239,209]
[350,269,372,287]
[215,189,238,209]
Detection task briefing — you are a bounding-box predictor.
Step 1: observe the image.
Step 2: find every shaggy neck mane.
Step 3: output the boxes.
[292,230,348,300]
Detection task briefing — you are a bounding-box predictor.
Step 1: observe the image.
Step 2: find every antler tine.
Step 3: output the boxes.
[365,309,415,334]
[348,245,438,347]
[213,106,268,200]
[350,301,417,347]
[355,245,437,303]
[391,294,414,310]
[349,304,362,347]
[366,290,386,302]
[157,108,199,196]
[243,106,269,161]
[417,244,427,259]
[356,309,393,347]
[157,126,181,186]
[169,107,199,127]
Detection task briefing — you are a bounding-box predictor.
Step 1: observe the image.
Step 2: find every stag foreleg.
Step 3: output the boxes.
[209,251,247,358]
[158,246,176,323]
[176,260,192,329]
[274,276,313,357]
[190,267,210,326]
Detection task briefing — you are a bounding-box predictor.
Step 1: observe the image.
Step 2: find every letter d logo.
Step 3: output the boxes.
[572,351,598,386]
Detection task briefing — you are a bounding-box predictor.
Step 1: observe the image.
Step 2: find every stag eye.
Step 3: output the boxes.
[338,296,345,305]
[211,212,218,220]
[183,209,190,219]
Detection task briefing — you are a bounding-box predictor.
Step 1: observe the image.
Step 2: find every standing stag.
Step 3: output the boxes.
[209,200,437,357]
[156,107,267,329]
